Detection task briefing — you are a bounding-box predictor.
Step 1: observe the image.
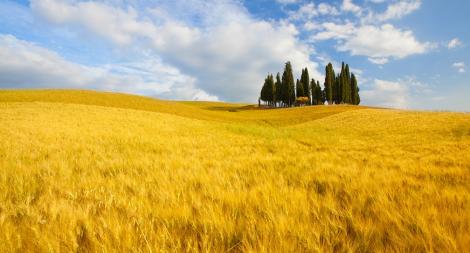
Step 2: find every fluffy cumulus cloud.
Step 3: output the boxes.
[317,3,340,16]
[311,22,356,40]
[27,0,322,102]
[31,0,157,46]
[291,0,430,65]
[361,79,409,108]
[337,24,430,63]
[361,77,431,108]
[0,34,97,88]
[288,3,318,21]
[341,0,362,14]
[30,0,201,49]
[288,2,340,21]
[0,34,217,100]
[313,23,430,64]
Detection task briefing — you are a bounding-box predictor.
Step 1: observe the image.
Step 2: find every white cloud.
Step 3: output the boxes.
[340,24,430,62]
[31,0,202,49]
[170,20,321,101]
[360,0,421,24]
[361,79,409,108]
[0,34,100,88]
[311,22,355,40]
[367,57,389,64]
[0,34,218,100]
[448,38,462,49]
[361,77,432,108]
[341,0,361,14]
[31,0,160,46]
[292,0,429,65]
[327,24,430,64]
[288,2,340,22]
[303,21,321,31]
[452,62,465,73]
[317,3,340,16]
[288,3,317,21]
[376,0,421,22]
[29,0,322,102]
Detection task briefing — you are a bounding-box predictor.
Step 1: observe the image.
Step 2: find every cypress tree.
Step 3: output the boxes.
[351,73,360,105]
[316,81,323,105]
[347,65,352,103]
[356,87,361,105]
[337,62,345,104]
[324,63,335,104]
[266,74,275,106]
[296,78,304,97]
[260,75,267,104]
[301,68,311,104]
[289,79,296,106]
[264,75,269,104]
[281,62,295,107]
[333,74,339,104]
[275,73,281,107]
[339,63,345,104]
[280,66,288,107]
[342,64,351,103]
[332,73,337,104]
[310,78,317,105]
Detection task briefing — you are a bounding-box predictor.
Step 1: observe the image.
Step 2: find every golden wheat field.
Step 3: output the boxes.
[0,89,469,252]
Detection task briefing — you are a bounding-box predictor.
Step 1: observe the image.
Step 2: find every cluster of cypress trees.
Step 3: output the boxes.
[324,62,360,105]
[260,61,360,107]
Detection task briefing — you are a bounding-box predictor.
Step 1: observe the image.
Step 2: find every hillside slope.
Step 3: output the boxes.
[0,89,364,125]
[0,90,469,252]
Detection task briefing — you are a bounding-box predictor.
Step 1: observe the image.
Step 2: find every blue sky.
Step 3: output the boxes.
[0,0,468,110]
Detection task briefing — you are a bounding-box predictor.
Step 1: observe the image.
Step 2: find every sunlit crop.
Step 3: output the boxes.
[0,90,469,252]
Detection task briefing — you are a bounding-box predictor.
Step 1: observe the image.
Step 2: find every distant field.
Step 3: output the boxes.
[0,89,469,252]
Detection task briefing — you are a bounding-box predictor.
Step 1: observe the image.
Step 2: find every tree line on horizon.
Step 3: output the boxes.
[260,61,360,107]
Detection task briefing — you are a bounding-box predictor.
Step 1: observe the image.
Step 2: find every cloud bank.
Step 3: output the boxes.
[26,0,322,102]
[0,34,216,100]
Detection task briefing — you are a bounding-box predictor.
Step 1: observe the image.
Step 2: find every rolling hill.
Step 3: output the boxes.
[0,89,469,252]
